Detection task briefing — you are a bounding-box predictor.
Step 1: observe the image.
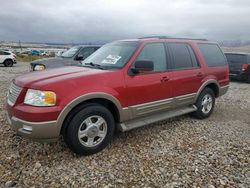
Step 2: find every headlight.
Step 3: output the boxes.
[34,64,45,71]
[24,89,56,106]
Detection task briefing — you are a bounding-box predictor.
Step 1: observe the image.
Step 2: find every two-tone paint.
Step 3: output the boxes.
[6,38,229,141]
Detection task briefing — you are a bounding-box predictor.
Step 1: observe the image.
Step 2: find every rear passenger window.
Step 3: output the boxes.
[168,43,198,70]
[198,44,227,66]
[136,43,167,72]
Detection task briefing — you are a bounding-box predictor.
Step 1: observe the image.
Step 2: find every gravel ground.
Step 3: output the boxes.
[0,62,249,188]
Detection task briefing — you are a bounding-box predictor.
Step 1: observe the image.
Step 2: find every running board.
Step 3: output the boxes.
[118,105,197,132]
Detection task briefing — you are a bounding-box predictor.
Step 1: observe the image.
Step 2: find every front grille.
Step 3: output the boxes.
[7,83,23,106]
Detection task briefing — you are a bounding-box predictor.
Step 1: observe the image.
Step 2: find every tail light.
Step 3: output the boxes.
[12,54,16,59]
[242,64,249,72]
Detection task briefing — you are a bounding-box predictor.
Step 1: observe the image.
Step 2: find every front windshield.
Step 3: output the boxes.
[82,41,139,69]
[61,46,80,58]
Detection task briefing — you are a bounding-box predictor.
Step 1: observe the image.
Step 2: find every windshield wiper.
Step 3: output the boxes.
[84,62,105,69]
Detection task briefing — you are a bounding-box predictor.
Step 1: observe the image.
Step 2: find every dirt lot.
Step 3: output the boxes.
[0,62,249,188]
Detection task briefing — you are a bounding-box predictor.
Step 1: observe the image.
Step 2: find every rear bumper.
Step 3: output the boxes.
[229,73,249,81]
[6,113,59,142]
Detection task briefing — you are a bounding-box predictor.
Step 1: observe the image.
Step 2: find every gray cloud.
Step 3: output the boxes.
[0,0,249,43]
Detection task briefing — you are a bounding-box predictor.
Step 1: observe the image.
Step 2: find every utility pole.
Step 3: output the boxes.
[19,40,22,52]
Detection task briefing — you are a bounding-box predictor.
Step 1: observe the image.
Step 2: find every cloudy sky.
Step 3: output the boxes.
[0,0,250,43]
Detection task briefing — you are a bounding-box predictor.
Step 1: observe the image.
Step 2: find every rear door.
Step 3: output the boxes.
[225,54,247,74]
[166,42,203,107]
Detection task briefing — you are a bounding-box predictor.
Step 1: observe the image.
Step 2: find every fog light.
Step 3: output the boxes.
[22,125,32,132]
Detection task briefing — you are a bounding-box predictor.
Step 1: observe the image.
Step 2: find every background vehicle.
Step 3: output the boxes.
[0,50,16,67]
[225,52,250,83]
[40,50,49,56]
[6,37,229,155]
[31,50,40,56]
[30,45,100,71]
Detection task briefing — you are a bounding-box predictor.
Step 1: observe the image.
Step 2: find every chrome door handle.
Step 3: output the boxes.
[161,76,170,82]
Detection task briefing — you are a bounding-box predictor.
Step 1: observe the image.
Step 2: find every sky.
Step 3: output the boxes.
[0,0,250,43]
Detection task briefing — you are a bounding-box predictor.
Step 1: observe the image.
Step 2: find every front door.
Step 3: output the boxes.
[125,43,173,117]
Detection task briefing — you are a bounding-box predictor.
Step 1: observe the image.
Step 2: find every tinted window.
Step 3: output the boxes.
[225,54,247,64]
[198,44,226,66]
[61,46,80,58]
[136,43,166,72]
[78,47,95,59]
[0,51,4,55]
[4,52,10,55]
[168,43,195,69]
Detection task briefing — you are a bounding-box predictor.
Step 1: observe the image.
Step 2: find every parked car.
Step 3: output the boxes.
[31,50,40,56]
[6,37,229,155]
[30,45,100,71]
[40,50,49,56]
[0,50,16,67]
[56,50,66,57]
[224,52,250,83]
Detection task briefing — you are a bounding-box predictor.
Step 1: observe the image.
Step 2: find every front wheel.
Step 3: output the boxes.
[63,104,115,155]
[191,87,215,119]
[4,60,13,67]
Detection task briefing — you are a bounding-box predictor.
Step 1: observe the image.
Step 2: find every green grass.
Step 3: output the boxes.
[16,54,55,62]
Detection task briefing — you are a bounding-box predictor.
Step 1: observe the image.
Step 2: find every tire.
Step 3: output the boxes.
[4,60,14,67]
[191,87,215,119]
[246,76,250,83]
[63,103,115,155]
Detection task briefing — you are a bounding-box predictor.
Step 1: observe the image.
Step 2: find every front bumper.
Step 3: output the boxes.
[6,113,59,142]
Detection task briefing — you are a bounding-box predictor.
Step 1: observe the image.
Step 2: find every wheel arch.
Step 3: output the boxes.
[57,92,123,135]
[3,58,14,63]
[195,79,220,101]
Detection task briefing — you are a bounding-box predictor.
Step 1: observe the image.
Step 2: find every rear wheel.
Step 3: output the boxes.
[63,104,115,155]
[4,60,13,67]
[191,87,215,119]
[246,76,250,83]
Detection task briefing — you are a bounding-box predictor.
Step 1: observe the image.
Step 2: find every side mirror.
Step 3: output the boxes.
[75,55,84,61]
[130,60,154,74]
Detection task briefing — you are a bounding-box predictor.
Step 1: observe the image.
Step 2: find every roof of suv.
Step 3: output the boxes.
[119,36,216,44]
[73,45,101,48]
[224,52,250,55]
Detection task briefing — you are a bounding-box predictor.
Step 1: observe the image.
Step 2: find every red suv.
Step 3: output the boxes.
[6,37,229,155]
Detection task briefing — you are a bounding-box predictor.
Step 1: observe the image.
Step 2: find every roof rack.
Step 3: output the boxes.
[139,36,208,41]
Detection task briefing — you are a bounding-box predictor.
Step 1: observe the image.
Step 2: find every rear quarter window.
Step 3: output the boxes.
[198,44,227,67]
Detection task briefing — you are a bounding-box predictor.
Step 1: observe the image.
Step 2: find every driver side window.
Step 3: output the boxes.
[79,48,95,59]
[136,43,167,72]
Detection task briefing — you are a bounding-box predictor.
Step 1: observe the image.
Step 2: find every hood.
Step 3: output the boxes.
[14,66,110,89]
[30,57,78,69]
